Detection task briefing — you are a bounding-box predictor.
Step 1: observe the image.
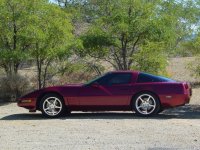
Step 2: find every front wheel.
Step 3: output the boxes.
[40,94,65,118]
[132,93,160,116]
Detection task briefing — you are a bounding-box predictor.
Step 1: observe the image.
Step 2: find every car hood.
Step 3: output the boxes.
[19,83,84,99]
[63,83,84,87]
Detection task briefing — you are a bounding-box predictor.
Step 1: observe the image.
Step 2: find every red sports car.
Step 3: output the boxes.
[18,71,192,118]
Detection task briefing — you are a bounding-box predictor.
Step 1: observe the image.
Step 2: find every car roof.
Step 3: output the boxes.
[109,70,139,74]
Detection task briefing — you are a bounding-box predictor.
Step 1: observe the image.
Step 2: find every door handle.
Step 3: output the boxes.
[120,88,129,90]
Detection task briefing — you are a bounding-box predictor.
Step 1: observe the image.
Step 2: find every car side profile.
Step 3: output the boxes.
[18,71,192,118]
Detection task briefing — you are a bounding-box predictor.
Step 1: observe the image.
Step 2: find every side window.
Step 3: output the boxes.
[137,73,161,83]
[106,73,132,85]
[137,73,153,83]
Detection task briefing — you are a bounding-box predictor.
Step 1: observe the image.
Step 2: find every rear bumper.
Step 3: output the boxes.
[159,94,191,108]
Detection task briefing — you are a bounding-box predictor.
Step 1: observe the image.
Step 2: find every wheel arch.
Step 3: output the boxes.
[36,91,65,110]
[130,90,161,106]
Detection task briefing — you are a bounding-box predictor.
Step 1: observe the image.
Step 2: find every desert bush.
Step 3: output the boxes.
[0,74,32,102]
[48,62,104,86]
[187,56,200,82]
[58,71,97,85]
[39,59,105,87]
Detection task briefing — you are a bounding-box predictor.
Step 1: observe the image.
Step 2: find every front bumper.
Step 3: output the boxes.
[17,98,37,111]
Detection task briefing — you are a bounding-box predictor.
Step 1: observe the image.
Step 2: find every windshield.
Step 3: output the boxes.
[84,73,107,85]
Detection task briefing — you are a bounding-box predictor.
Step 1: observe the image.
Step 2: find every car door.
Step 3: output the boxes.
[78,73,133,107]
[102,73,133,106]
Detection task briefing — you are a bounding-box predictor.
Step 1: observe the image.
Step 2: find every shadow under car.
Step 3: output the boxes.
[1,104,200,120]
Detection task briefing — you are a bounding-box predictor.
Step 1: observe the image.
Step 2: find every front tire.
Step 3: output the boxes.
[132,92,160,116]
[39,93,65,118]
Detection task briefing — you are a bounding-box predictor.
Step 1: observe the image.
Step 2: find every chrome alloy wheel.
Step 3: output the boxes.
[43,97,62,116]
[135,94,156,115]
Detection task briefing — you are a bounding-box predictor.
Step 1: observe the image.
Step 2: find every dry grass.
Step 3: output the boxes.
[167,57,197,82]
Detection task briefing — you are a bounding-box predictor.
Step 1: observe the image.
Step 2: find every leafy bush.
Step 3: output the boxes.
[0,74,32,102]
[131,42,168,76]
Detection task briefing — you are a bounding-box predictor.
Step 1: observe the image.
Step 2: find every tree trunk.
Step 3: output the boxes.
[42,60,51,88]
[36,44,42,89]
[37,59,42,89]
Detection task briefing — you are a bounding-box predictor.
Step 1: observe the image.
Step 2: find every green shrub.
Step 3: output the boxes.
[131,42,168,76]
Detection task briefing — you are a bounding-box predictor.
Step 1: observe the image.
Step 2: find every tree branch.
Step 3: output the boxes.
[128,33,143,68]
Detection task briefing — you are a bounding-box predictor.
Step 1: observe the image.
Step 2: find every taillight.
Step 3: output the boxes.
[183,82,192,96]
[184,83,189,89]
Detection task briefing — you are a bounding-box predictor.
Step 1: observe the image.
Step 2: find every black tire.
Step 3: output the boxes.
[158,108,164,114]
[132,92,160,117]
[39,93,66,118]
[65,108,71,116]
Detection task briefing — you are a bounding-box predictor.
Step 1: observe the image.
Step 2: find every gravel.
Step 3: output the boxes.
[0,102,200,150]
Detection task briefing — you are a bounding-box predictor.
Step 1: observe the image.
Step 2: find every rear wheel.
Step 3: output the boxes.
[158,108,164,113]
[132,92,160,116]
[39,94,65,118]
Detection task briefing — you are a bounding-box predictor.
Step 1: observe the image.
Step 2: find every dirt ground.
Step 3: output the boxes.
[0,103,200,150]
[0,57,200,150]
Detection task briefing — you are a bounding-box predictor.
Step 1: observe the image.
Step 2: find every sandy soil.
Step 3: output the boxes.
[0,103,200,150]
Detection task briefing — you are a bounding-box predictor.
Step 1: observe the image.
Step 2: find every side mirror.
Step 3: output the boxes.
[91,82,100,88]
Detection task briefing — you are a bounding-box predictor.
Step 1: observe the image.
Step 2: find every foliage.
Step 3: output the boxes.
[28,3,74,89]
[79,0,200,72]
[0,0,199,93]
[132,42,168,75]
[0,0,74,89]
[0,0,39,75]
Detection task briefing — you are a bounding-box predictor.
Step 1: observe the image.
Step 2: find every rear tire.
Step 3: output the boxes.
[132,92,160,116]
[39,93,66,118]
[158,108,164,114]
